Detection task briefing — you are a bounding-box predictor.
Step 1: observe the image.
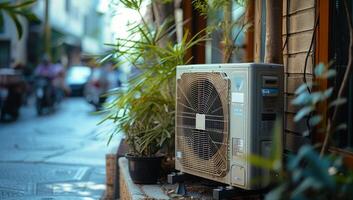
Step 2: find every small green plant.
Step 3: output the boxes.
[265,145,353,200]
[102,0,206,157]
[291,63,346,137]
[0,0,38,39]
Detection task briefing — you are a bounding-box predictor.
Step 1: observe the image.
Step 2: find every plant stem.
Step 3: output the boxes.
[223,0,233,63]
[320,0,353,156]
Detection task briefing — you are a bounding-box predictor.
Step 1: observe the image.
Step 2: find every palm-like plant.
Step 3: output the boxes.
[102,0,206,157]
[0,0,38,39]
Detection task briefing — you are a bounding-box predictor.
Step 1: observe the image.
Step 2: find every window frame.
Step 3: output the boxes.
[315,0,353,167]
[0,40,11,68]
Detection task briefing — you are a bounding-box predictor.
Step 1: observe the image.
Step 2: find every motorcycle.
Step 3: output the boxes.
[0,68,24,121]
[0,86,8,119]
[35,77,57,115]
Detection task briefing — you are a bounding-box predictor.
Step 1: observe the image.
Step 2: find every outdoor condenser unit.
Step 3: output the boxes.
[175,63,284,190]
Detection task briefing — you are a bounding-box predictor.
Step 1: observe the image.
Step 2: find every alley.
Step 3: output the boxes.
[0,98,117,200]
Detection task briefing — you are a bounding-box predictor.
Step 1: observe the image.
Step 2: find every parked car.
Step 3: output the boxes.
[84,65,120,110]
[66,65,92,96]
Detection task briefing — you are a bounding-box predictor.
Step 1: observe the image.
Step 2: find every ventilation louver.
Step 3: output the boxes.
[176,73,229,177]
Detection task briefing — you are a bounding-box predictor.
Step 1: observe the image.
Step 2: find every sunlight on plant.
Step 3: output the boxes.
[101,0,207,156]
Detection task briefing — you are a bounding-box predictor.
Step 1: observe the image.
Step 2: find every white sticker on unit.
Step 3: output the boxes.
[232,92,244,103]
[195,113,206,130]
[176,151,182,159]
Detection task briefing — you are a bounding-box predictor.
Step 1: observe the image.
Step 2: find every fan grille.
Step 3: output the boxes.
[176,72,229,177]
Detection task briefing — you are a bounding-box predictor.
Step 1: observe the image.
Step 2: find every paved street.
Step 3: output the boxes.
[0,98,120,200]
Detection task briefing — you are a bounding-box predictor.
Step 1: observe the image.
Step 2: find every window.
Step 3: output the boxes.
[205,1,247,63]
[330,0,353,151]
[0,22,4,33]
[0,41,10,68]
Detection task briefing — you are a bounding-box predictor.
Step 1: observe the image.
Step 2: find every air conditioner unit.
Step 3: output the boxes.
[175,63,284,190]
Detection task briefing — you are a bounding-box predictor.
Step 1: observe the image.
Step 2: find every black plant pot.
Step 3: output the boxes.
[125,154,164,184]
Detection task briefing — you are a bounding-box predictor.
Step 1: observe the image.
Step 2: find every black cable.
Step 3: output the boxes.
[282,0,290,51]
[303,11,319,136]
[303,15,319,93]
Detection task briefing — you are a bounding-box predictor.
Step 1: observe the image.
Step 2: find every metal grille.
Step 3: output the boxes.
[176,72,229,177]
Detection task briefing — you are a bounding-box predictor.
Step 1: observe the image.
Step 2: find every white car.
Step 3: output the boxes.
[66,66,92,96]
[84,65,120,110]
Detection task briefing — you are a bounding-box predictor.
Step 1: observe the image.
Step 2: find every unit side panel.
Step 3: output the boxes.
[229,70,249,188]
[252,66,284,189]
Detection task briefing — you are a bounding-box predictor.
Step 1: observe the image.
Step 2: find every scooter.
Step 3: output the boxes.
[0,86,8,120]
[35,77,57,115]
[0,69,24,121]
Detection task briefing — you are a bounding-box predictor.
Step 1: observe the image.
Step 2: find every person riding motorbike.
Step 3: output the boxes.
[34,56,58,115]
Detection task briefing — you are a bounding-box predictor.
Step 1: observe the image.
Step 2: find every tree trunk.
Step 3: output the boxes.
[44,0,51,59]
[264,0,282,64]
[222,0,233,63]
[245,0,255,62]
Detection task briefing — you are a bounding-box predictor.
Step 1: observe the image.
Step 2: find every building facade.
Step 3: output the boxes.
[0,12,28,68]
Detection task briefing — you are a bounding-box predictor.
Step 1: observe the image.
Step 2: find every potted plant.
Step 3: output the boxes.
[102,0,206,184]
[120,89,174,184]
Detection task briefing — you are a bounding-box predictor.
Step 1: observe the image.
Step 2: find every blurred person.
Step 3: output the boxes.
[14,62,33,105]
[84,62,120,110]
[52,60,70,101]
[34,56,58,115]
[35,56,56,79]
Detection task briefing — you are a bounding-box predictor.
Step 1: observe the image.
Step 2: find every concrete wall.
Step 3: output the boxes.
[0,14,28,66]
[32,0,93,39]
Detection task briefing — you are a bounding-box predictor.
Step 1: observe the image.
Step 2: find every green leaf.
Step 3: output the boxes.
[314,63,325,77]
[271,120,283,169]
[21,11,39,22]
[302,130,310,137]
[247,154,274,170]
[265,183,288,200]
[294,106,313,122]
[310,92,323,104]
[9,0,36,9]
[291,178,323,199]
[323,87,334,98]
[292,92,310,105]
[7,11,22,39]
[309,115,322,127]
[0,2,11,8]
[324,69,337,79]
[335,123,347,132]
[329,98,347,108]
[295,82,313,95]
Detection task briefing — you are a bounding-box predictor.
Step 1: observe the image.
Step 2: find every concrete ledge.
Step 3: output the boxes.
[119,157,170,200]
[118,158,264,199]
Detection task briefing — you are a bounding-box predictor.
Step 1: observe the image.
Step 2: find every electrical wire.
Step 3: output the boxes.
[303,16,320,93]
[282,0,290,52]
[303,11,320,136]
